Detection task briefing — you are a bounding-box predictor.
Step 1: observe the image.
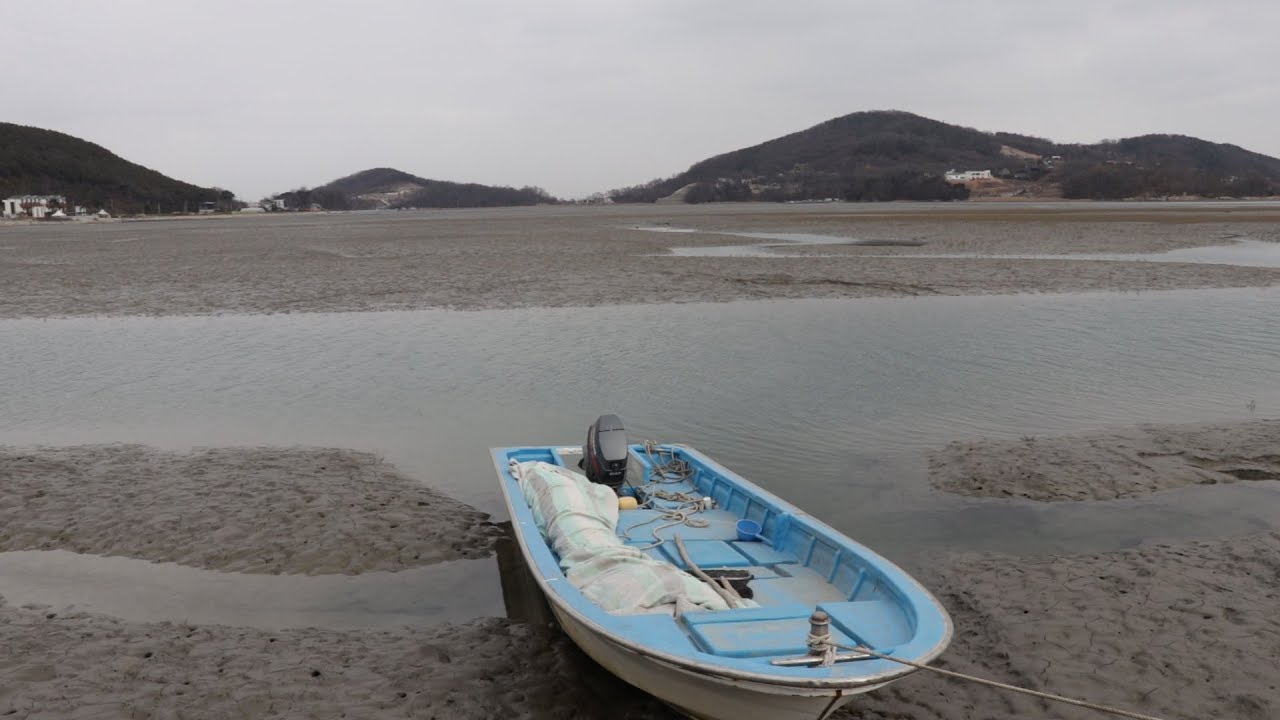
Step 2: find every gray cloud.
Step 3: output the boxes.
[8,0,1278,200]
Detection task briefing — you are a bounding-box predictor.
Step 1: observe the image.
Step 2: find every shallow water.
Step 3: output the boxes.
[3,288,1279,624]
[639,226,902,256]
[0,551,501,630]
[651,226,1280,265]
[860,238,1280,267]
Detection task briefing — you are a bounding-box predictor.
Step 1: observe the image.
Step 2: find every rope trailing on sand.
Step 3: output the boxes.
[810,635,1168,720]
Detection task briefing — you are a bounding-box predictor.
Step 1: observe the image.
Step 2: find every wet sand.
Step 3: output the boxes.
[1,204,1278,318]
[930,419,1280,501]
[0,605,672,719]
[864,532,1280,720]
[0,445,503,573]
[5,529,1275,720]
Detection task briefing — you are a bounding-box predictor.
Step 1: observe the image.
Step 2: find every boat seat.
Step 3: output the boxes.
[729,540,798,566]
[681,602,813,625]
[611,614,699,653]
[746,565,853,607]
[626,542,668,563]
[731,564,781,580]
[819,601,912,649]
[682,603,857,658]
[621,541,781,582]
[616,508,742,543]
[659,540,753,568]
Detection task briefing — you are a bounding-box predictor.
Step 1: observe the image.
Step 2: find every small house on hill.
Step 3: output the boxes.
[944,170,992,183]
[2,194,67,218]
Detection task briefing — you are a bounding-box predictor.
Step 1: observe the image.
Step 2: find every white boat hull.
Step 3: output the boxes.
[492,444,950,720]
[552,603,886,720]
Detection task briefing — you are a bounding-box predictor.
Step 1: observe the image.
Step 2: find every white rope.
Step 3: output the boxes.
[812,636,1169,720]
[643,441,694,483]
[622,443,713,548]
[621,499,709,550]
[807,632,840,666]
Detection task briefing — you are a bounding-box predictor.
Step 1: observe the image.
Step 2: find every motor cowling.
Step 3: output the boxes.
[583,414,628,494]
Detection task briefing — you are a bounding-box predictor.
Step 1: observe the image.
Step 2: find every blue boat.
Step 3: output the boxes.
[492,441,952,720]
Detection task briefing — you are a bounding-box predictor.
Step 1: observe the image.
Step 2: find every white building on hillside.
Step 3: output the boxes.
[944,170,992,183]
[3,195,67,218]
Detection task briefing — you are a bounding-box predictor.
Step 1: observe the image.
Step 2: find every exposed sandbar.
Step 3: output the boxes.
[930,419,1280,501]
[857,532,1280,720]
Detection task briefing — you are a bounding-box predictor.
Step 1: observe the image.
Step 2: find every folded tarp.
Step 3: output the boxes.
[511,459,750,616]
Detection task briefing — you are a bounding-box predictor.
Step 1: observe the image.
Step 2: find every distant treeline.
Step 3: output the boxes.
[273,187,354,211]
[393,182,555,209]
[274,167,557,210]
[0,122,227,214]
[612,171,969,204]
[1059,165,1279,200]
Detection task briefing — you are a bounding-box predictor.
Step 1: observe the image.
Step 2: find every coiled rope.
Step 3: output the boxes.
[642,440,694,483]
[620,442,708,550]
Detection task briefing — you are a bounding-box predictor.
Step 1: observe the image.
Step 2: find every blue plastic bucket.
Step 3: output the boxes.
[735,518,764,542]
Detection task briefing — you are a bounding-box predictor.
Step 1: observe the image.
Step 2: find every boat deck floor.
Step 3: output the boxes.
[623,478,846,591]
[552,450,911,656]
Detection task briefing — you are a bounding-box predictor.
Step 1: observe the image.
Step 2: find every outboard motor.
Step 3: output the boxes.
[583,414,628,494]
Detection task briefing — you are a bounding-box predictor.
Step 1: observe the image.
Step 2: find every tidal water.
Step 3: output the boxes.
[646,225,1280,265]
[3,288,1279,625]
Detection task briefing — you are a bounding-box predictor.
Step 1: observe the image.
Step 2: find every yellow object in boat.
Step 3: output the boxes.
[618,496,639,510]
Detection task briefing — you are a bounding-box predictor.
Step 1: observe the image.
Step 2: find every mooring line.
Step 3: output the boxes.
[824,639,1167,720]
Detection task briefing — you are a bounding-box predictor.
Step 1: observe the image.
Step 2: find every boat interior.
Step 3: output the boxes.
[509,443,918,662]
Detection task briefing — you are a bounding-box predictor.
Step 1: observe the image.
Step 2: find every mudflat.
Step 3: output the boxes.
[1,203,1278,318]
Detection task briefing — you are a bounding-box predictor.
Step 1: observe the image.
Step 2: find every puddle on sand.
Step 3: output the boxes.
[0,550,503,630]
[855,239,1280,267]
[634,226,1279,266]
[625,225,698,233]
[0,526,551,631]
[631,226,923,257]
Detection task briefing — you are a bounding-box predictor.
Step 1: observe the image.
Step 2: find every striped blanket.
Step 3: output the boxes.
[511,460,746,616]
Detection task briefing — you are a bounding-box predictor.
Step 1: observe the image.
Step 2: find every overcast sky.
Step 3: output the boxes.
[7,1,1278,200]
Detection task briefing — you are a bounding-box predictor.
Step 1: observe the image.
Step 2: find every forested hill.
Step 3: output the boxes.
[608,110,1280,203]
[0,122,229,213]
[274,167,557,210]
